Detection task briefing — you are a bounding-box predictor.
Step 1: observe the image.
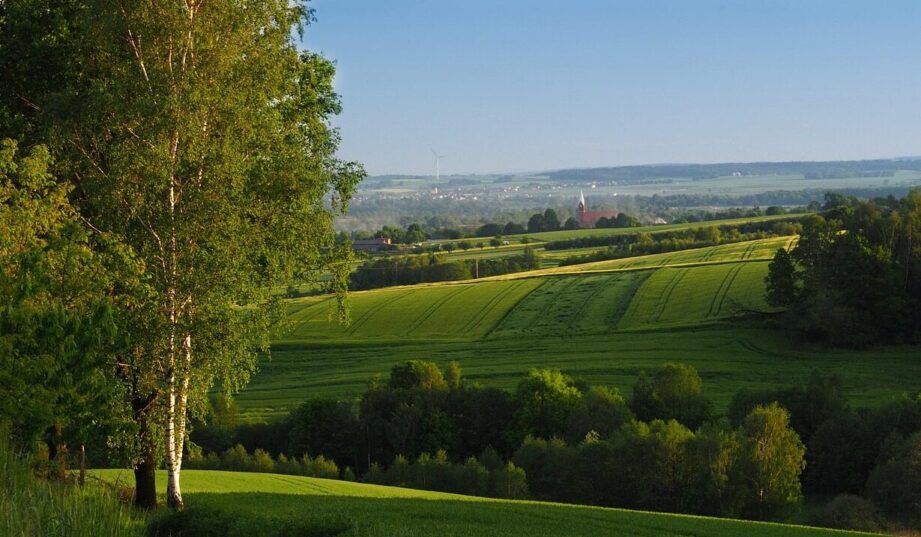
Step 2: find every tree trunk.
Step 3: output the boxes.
[166,463,183,510]
[165,368,183,510]
[79,445,86,486]
[132,393,158,509]
[134,454,157,509]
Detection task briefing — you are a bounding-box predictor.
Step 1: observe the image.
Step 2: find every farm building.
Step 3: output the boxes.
[352,238,392,252]
[577,191,619,228]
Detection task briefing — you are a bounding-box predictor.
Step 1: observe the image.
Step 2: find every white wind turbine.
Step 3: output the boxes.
[431,149,447,182]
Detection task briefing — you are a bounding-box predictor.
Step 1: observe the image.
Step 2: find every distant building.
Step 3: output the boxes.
[577,191,619,228]
[352,238,392,253]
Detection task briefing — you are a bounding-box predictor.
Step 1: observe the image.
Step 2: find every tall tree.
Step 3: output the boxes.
[0,140,132,478]
[1,1,362,509]
[739,403,806,520]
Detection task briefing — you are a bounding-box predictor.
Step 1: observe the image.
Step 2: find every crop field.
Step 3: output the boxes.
[491,272,650,337]
[282,279,543,342]
[91,470,872,537]
[502,236,796,277]
[235,235,921,418]
[282,239,789,344]
[617,262,772,329]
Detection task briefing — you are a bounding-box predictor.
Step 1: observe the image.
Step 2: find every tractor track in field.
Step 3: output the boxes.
[714,263,745,316]
[285,298,333,333]
[403,285,471,335]
[653,268,689,323]
[486,279,549,337]
[345,289,416,335]
[461,280,528,334]
[524,276,582,333]
[699,244,720,262]
[608,272,651,329]
[707,263,740,317]
[740,240,758,260]
[566,276,610,333]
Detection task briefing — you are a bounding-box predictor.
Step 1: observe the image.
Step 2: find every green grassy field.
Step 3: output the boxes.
[91,470,873,537]
[235,236,921,419]
[281,238,791,343]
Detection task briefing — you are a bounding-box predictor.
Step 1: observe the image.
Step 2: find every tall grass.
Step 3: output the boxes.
[0,432,141,537]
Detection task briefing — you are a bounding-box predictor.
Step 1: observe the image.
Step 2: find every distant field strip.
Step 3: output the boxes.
[480,236,795,281]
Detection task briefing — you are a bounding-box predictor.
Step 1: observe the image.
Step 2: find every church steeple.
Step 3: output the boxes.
[578,190,586,213]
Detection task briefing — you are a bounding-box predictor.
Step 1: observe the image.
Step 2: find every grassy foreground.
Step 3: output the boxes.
[92,469,873,537]
[0,437,142,537]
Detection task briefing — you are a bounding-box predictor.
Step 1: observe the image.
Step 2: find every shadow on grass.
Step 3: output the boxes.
[145,492,866,537]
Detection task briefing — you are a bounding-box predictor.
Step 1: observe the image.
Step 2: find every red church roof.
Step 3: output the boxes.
[577,191,618,228]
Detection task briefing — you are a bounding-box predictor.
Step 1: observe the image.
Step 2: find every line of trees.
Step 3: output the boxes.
[192,360,921,530]
[191,361,804,522]
[546,218,803,251]
[349,248,541,290]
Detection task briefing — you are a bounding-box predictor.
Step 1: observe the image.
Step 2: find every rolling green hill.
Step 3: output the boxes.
[91,469,873,537]
[237,235,921,419]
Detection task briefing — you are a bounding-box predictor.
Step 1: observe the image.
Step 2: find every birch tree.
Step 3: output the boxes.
[1,0,362,509]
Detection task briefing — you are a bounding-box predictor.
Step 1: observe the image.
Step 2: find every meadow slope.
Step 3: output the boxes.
[92,470,874,537]
[237,235,921,418]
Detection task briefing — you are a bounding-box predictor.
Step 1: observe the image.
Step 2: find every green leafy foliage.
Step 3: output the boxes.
[630,363,712,429]
[0,139,130,463]
[766,192,921,346]
[1,0,365,507]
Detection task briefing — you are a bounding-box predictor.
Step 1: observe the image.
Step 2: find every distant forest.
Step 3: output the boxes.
[546,159,921,183]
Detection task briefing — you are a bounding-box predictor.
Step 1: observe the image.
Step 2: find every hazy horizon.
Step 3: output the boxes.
[304,0,921,176]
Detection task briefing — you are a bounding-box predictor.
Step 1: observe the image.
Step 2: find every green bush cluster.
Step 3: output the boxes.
[350,247,540,289]
[363,449,528,499]
[187,444,343,480]
[514,404,805,521]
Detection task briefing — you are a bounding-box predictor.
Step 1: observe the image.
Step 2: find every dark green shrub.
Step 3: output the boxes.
[146,505,350,537]
[815,494,884,532]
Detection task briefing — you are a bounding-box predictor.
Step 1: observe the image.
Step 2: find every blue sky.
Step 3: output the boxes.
[302,0,921,176]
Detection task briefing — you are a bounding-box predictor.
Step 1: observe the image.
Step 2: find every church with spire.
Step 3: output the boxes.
[577,190,619,228]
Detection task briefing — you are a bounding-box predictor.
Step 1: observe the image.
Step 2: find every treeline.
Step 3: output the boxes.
[556,222,801,267]
[349,207,638,246]
[191,360,921,529]
[546,160,921,183]
[766,191,921,346]
[547,218,803,251]
[349,248,540,290]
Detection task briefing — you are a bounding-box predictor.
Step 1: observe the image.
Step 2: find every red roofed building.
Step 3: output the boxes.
[577,191,619,228]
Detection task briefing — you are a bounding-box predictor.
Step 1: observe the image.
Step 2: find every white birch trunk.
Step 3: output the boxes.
[168,333,192,509]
